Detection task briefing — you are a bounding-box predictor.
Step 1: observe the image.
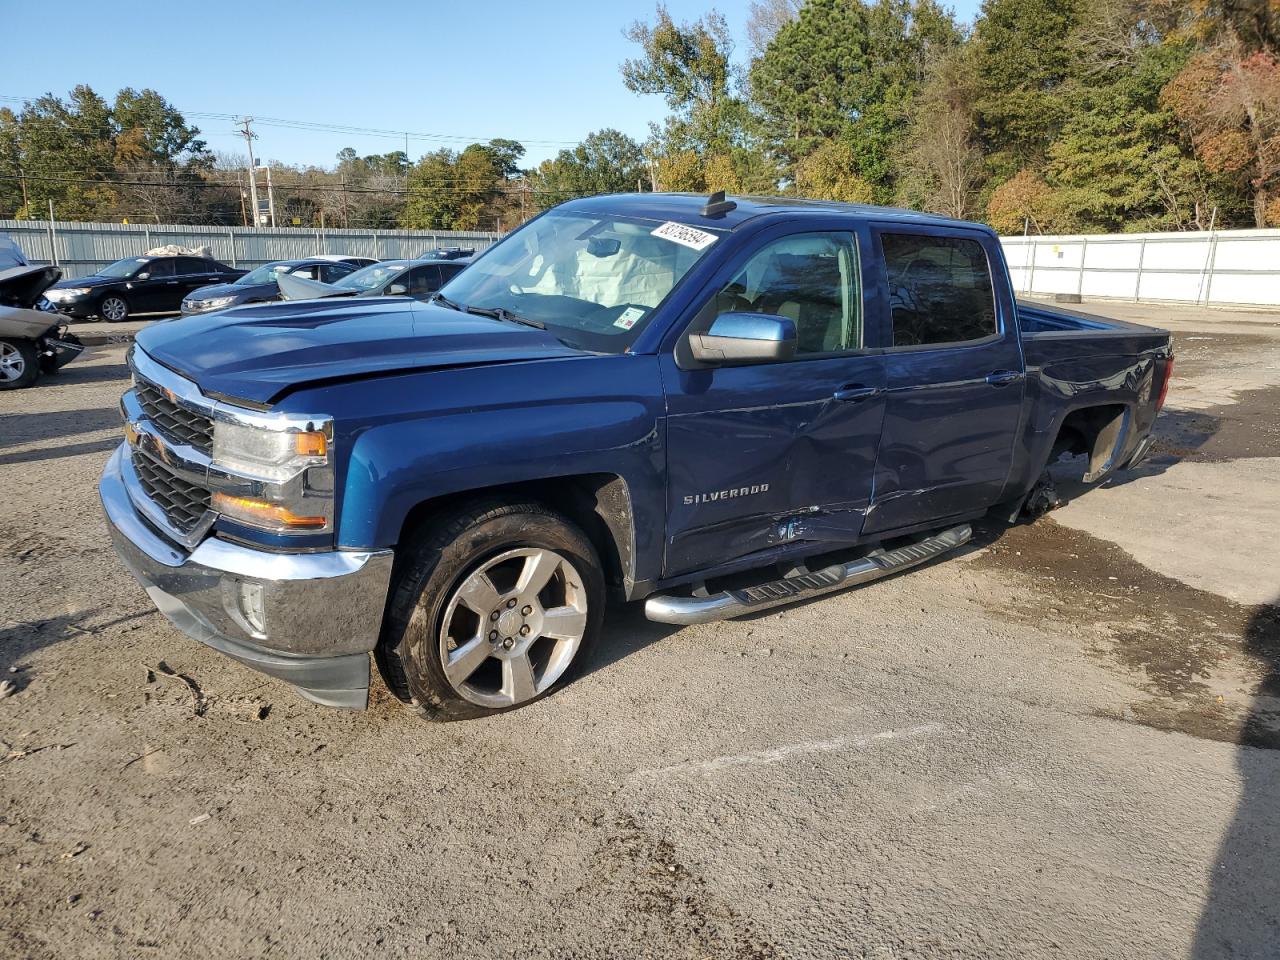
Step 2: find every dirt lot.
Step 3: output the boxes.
[2,300,1279,959]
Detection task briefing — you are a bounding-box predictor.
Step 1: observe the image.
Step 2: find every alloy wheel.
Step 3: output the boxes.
[438,547,589,708]
[0,342,25,382]
[100,297,127,321]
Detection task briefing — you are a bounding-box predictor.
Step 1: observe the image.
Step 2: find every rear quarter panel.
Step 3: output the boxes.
[1010,304,1172,498]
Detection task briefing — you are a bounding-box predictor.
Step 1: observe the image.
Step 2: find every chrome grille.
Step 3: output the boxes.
[135,380,214,455]
[132,453,211,536]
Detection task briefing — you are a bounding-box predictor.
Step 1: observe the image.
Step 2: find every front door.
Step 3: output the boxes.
[863,227,1025,535]
[660,228,887,577]
[130,258,176,312]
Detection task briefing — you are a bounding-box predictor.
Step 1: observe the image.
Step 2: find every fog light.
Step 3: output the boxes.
[237,581,267,635]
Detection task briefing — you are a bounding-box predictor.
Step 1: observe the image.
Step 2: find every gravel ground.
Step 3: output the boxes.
[2,302,1278,959]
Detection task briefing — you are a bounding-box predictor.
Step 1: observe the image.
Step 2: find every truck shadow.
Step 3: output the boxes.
[1193,600,1280,958]
[584,601,681,678]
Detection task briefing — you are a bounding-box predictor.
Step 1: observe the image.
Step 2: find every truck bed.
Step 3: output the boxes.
[1017,299,1170,363]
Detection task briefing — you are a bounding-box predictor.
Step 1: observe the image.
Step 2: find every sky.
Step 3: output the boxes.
[0,0,984,171]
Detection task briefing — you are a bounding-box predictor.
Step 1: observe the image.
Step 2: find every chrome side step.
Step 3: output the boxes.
[644,524,973,626]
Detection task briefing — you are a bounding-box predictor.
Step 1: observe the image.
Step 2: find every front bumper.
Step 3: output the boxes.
[100,444,394,709]
[47,297,94,318]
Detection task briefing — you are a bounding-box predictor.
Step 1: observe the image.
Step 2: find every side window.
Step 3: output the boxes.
[409,265,440,296]
[880,233,997,347]
[177,257,207,275]
[320,263,353,283]
[144,259,174,279]
[712,232,861,355]
[289,264,320,281]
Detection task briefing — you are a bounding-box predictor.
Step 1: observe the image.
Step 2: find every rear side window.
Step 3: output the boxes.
[880,233,997,347]
[144,259,175,278]
[320,263,354,283]
[176,257,208,275]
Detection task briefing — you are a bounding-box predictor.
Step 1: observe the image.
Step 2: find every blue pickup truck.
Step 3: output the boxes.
[100,193,1173,719]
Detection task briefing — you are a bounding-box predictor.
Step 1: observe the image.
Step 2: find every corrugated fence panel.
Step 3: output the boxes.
[0,220,501,275]
[1001,229,1280,308]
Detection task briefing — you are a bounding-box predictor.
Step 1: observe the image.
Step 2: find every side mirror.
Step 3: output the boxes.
[689,311,797,366]
[387,283,408,296]
[136,271,150,280]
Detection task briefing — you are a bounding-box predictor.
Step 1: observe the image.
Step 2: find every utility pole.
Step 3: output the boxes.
[18,167,29,213]
[265,165,277,228]
[237,118,262,227]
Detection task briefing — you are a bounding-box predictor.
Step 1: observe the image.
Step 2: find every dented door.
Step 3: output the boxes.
[659,228,886,578]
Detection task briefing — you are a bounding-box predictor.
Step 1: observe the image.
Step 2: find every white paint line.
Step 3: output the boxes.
[637,722,948,779]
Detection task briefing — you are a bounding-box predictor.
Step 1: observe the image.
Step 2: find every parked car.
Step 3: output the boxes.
[281,257,472,302]
[181,259,361,315]
[311,254,378,267]
[417,246,474,261]
[0,264,84,389]
[44,255,245,322]
[101,193,1173,718]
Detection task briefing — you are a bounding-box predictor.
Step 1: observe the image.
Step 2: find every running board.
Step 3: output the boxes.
[644,524,973,626]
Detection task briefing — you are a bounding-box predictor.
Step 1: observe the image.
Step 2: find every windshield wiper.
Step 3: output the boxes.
[464,304,546,329]
[429,292,465,312]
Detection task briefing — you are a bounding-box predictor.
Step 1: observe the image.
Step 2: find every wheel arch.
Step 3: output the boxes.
[394,474,637,597]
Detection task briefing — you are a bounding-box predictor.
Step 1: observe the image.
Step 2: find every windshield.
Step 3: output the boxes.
[236,262,295,286]
[334,262,409,292]
[438,211,720,352]
[99,257,150,279]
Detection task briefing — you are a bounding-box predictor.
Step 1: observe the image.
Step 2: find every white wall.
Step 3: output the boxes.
[999,229,1280,308]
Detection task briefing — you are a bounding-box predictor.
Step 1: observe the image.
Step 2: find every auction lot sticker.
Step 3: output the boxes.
[651,221,719,250]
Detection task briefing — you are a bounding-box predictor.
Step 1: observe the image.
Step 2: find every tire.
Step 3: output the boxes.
[98,295,129,322]
[0,338,40,390]
[378,499,605,721]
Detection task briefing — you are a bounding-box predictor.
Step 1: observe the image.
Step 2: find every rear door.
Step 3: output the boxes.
[175,257,215,301]
[862,226,1025,535]
[660,225,888,576]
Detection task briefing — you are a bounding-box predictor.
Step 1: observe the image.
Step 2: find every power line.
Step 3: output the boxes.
[0,172,586,197]
[0,94,580,148]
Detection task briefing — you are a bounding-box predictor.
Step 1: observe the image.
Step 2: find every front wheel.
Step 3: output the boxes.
[0,338,40,390]
[378,500,604,721]
[98,295,129,322]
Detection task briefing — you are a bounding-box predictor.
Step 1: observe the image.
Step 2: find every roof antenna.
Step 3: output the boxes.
[701,190,737,218]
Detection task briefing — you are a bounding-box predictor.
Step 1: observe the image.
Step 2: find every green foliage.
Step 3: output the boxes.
[529,130,648,209]
[969,0,1082,176]
[749,0,962,198]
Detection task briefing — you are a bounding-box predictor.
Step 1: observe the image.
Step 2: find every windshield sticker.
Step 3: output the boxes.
[614,307,646,330]
[651,221,718,250]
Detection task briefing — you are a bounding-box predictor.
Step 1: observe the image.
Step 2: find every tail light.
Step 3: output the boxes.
[1156,355,1174,411]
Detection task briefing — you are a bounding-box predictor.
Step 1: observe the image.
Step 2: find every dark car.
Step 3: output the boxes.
[328,257,472,300]
[417,246,474,261]
[181,259,360,316]
[44,255,245,322]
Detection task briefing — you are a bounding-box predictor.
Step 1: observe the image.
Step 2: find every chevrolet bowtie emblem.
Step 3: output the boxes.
[123,422,140,446]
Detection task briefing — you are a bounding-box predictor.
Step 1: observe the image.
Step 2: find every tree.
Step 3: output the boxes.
[1162,43,1280,226]
[795,140,876,202]
[622,5,749,157]
[529,129,648,208]
[987,168,1059,233]
[970,0,1083,176]
[750,0,961,198]
[746,0,801,57]
[897,51,985,217]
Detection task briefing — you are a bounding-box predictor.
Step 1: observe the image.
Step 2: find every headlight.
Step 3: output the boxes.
[210,416,334,535]
[47,287,90,300]
[200,296,237,310]
[212,419,329,483]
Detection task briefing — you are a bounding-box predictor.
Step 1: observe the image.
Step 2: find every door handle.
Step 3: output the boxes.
[833,385,882,403]
[986,370,1023,387]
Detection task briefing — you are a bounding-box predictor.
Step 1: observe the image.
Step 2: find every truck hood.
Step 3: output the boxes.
[135,297,588,405]
[0,264,62,307]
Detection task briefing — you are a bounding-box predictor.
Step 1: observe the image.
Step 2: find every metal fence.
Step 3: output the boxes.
[0,219,503,276]
[999,229,1280,309]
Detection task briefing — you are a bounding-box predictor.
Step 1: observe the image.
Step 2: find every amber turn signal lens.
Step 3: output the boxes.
[294,431,327,458]
[212,493,326,529]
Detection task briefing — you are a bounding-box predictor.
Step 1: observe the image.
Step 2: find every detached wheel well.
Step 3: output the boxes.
[396,475,634,594]
[1050,404,1129,482]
